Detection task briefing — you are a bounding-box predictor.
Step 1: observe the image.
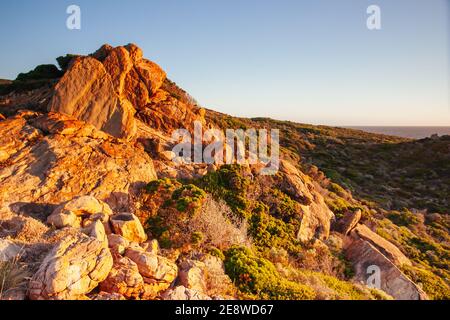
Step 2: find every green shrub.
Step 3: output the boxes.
[208,247,225,261]
[191,231,204,245]
[387,209,420,227]
[401,265,450,300]
[224,246,315,300]
[56,54,79,71]
[16,64,62,81]
[172,184,206,213]
[195,165,251,218]
[329,183,347,197]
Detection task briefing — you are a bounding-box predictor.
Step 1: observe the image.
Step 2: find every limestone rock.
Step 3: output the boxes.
[125,247,177,284]
[278,160,334,242]
[110,213,147,243]
[336,209,362,235]
[346,238,427,300]
[47,196,113,229]
[351,224,411,267]
[178,259,206,292]
[108,234,130,255]
[141,239,160,255]
[161,286,211,300]
[82,220,108,247]
[48,56,136,139]
[99,255,144,299]
[29,235,113,300]
[47,210,80,229]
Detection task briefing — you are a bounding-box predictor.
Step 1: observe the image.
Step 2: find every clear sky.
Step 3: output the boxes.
[0,0,448,126]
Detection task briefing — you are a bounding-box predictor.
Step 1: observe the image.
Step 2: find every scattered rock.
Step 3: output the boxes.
[346,237,427,300]
[29,235,113,300]
[125,247,177,284]
[82,220,108,247]
[351,224,411,267]
[99,255,144,299]
[141,239,159,255]
[47,210,80,229]
[161,286,211,300]
[335,209,362,235]
[178,259,206,292]
[110,213,147,243]
[92,291,126,300]
[108,234,130,255]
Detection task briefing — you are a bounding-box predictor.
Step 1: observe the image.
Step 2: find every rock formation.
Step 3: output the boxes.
[0,43,445,301]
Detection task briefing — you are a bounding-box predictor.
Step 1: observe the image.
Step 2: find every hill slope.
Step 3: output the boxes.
[0,44,448,300]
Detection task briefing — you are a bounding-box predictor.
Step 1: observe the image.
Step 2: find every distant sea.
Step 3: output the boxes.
[345,127,450,139]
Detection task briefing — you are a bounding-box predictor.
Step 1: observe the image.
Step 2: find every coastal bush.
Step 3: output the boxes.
[16,64,62,81]
[401,265,450,300]
[224,246,315,300]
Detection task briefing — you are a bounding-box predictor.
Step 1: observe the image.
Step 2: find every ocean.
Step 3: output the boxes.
[346,127,450,139]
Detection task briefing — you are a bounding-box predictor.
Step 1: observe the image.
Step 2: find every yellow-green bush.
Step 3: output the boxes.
[224,246,315,300]
[401,265,450,300]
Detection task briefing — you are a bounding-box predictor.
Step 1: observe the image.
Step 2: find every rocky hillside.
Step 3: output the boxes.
[0,44,448,300]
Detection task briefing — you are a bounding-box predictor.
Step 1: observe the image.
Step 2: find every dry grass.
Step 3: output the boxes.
[0,255,31,300]
[189,196,250,250]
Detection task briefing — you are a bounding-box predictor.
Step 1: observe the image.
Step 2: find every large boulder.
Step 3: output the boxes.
[351,224,411,267]
[29,235,113,300]
[125,247,177,284]
[99,255,144,299]
[48,56,136,140]
[346,237,427,300]
[335,209,362,235]
[178,259,207,292]
[110,213,147,243]
[278,160,334,242]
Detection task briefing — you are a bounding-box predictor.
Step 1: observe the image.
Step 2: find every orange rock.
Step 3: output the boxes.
[48,56,136,139]
[29,235,113,300]
[99,255,145,299]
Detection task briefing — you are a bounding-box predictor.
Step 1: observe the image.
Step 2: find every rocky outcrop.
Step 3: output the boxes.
[351,224,411,267]
[99,255,145,299]
[335,209,362,235]
[125,248,176,281]
[0,112,157,214]
[110,213,147,243]
[178,259,207,292]
[278,160,334,242]
[29,235,113,300]
[47,196,112,229]
[346,237,427,300]
[49,56,136,140]
[47,44,171,140]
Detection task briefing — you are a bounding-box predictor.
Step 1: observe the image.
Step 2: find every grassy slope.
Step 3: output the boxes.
[204,110,450,299]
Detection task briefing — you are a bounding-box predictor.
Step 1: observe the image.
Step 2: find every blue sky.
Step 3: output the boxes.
[0,0,448,126]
